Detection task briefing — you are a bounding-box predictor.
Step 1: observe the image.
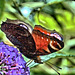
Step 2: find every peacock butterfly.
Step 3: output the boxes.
[1,19,64,63]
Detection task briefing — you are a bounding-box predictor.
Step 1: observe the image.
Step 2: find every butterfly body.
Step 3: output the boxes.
[1,19,64,63]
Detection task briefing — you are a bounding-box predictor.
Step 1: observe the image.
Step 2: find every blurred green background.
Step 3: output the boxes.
[0,0,75,75]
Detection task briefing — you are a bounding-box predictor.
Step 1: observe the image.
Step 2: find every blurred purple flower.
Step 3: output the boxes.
[0,42,30,75]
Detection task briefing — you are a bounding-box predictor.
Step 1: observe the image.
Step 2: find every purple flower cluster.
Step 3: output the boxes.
[0,42,30,75]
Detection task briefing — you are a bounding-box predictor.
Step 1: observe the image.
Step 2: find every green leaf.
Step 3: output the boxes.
[0,0,5,20]
[0,30,5,40]
[21,2,44,8]
[46,0,74,4]
[34,12,61,31]
[62,1,75,14]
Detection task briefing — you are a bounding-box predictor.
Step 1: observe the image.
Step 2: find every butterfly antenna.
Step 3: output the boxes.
[46,62,61,75]
[49,62,62,69]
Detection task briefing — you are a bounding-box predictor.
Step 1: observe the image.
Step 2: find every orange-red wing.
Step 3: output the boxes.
[32,29,51,55]
[34,25,51,36]
[32,25,64,56]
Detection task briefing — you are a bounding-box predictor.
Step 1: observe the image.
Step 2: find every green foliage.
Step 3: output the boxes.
[0,0,5,20]
[0,0,75,75]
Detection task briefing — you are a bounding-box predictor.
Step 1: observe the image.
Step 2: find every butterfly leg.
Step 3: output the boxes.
[26,60,33,66]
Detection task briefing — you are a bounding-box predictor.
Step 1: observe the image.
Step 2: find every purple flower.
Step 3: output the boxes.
[0,42,30,75]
